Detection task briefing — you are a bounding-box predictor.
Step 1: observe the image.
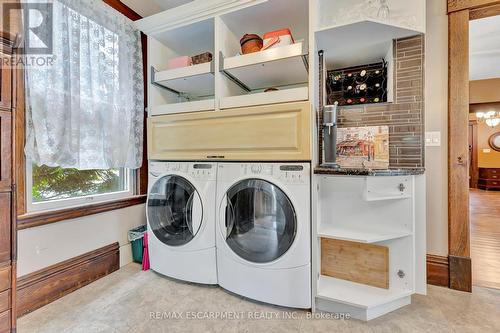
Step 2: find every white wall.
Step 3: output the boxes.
[424,0,448,256]
[17,204,146,277]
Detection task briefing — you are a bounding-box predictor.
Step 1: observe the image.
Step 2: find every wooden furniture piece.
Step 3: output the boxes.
[148,101,312,161]
[0,37,16,333]
[478,168,500,190]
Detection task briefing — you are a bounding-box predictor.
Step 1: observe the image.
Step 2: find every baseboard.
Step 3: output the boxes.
[16,243,119,317]
[426,254,449,287]
[449,255,472,292]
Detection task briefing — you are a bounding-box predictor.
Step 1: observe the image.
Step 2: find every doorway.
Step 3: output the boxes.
[468,14,500,290]
[468,15,500,287]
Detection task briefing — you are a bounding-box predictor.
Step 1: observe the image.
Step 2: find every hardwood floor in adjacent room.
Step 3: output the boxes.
[470,188,500,289]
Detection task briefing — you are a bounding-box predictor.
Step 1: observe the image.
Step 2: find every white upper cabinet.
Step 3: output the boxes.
[316,0,426,33]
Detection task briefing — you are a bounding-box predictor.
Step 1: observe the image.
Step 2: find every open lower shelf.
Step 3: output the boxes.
[315,19,421,68]
[221,42,308,91]
[317,275,413,309]
[318,225,411,243]
[152,62,215,97]
[150,99,215,115]
[219,87,308,109]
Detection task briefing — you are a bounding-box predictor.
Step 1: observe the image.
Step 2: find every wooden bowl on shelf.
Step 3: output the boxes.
[240,34,263,54]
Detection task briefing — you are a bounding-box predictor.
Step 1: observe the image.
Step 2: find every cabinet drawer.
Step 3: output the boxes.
[0,309,10,333]
[478,179,500,187]
[479,168,500,178]
[0,290,10,313]
[0,266,11,292]
[148,102,312,161]
[364,176,412,201]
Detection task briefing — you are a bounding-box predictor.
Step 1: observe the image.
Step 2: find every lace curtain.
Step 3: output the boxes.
[25,0,144,169]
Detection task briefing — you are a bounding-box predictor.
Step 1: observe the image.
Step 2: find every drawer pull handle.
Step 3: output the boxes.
[207,155,225,159]
[398,183,406,192]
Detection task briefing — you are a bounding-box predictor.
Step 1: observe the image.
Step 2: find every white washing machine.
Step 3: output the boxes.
[216,162,311,308]
[147,161,217,284]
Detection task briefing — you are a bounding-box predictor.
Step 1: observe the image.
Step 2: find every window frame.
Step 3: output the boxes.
[25,162,135,213]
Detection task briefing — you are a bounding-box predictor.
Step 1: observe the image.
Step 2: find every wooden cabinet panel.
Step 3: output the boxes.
[148,102,312,161]
[0,309,10,333]
[0,53,12,110]
[321,238,389,289]
[0,112,12,191]
[0,289,10,313]
[0,266,10,292]
[0,193,11,263]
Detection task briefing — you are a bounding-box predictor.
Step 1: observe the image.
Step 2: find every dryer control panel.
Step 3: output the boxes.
[239,163,310,185]
[149,162,216,181]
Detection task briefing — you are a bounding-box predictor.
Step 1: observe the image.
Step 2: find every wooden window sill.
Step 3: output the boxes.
[17,195,147,230]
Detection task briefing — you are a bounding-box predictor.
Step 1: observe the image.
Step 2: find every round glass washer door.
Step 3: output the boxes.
[148,175,203,246]
[224,179,297,263]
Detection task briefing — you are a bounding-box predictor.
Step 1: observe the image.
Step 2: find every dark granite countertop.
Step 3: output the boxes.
[314,166,425,176]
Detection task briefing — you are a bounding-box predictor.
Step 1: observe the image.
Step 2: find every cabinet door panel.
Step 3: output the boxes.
[0,193,10,263]
[148,102,312,161]
[0,53,12,110]
[0,112,11,191]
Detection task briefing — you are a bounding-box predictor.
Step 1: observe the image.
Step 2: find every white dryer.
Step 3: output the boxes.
[147,161,217,284]
[216,163,311,308]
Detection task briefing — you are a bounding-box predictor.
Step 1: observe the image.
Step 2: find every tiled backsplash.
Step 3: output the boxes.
[335,35,425,168]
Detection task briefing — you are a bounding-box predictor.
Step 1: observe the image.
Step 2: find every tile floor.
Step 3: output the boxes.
[18,263,500,333]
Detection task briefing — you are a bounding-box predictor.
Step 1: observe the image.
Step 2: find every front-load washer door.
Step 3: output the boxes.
[148,175,203,247]
[224,179,297,263]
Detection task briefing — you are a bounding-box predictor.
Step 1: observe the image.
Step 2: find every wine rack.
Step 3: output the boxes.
[326,61,388,106]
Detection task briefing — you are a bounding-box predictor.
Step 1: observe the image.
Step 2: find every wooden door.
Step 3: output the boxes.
[148,102,312,161]
[0,112,11,192]
[0,193,10,263]
[469,122,478,188]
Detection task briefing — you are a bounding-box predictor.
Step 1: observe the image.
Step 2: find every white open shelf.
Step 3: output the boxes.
[152,62,215,97]
[219,86,308,109]
[318,225,411,243]
[317,275,413,309]
[221,42,308,91]
[315,19,421,68]
[150,99,215,116]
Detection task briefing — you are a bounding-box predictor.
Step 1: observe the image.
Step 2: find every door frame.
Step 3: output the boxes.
[447,0,500,292]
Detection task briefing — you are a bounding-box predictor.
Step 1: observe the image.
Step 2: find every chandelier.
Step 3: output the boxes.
[476,111,500,128]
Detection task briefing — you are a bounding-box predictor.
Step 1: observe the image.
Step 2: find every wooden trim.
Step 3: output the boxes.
[448,10,470,260]
[427,254,450,287]
[17,195,146,230]
[103,0,142,21]
[448,0,500,13]
[16,243,120,317]
[470,3,500,19]
[449,255,472,292]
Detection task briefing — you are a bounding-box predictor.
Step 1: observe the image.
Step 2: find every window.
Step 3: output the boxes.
[23,0,144,213]
[26,163,134,212]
